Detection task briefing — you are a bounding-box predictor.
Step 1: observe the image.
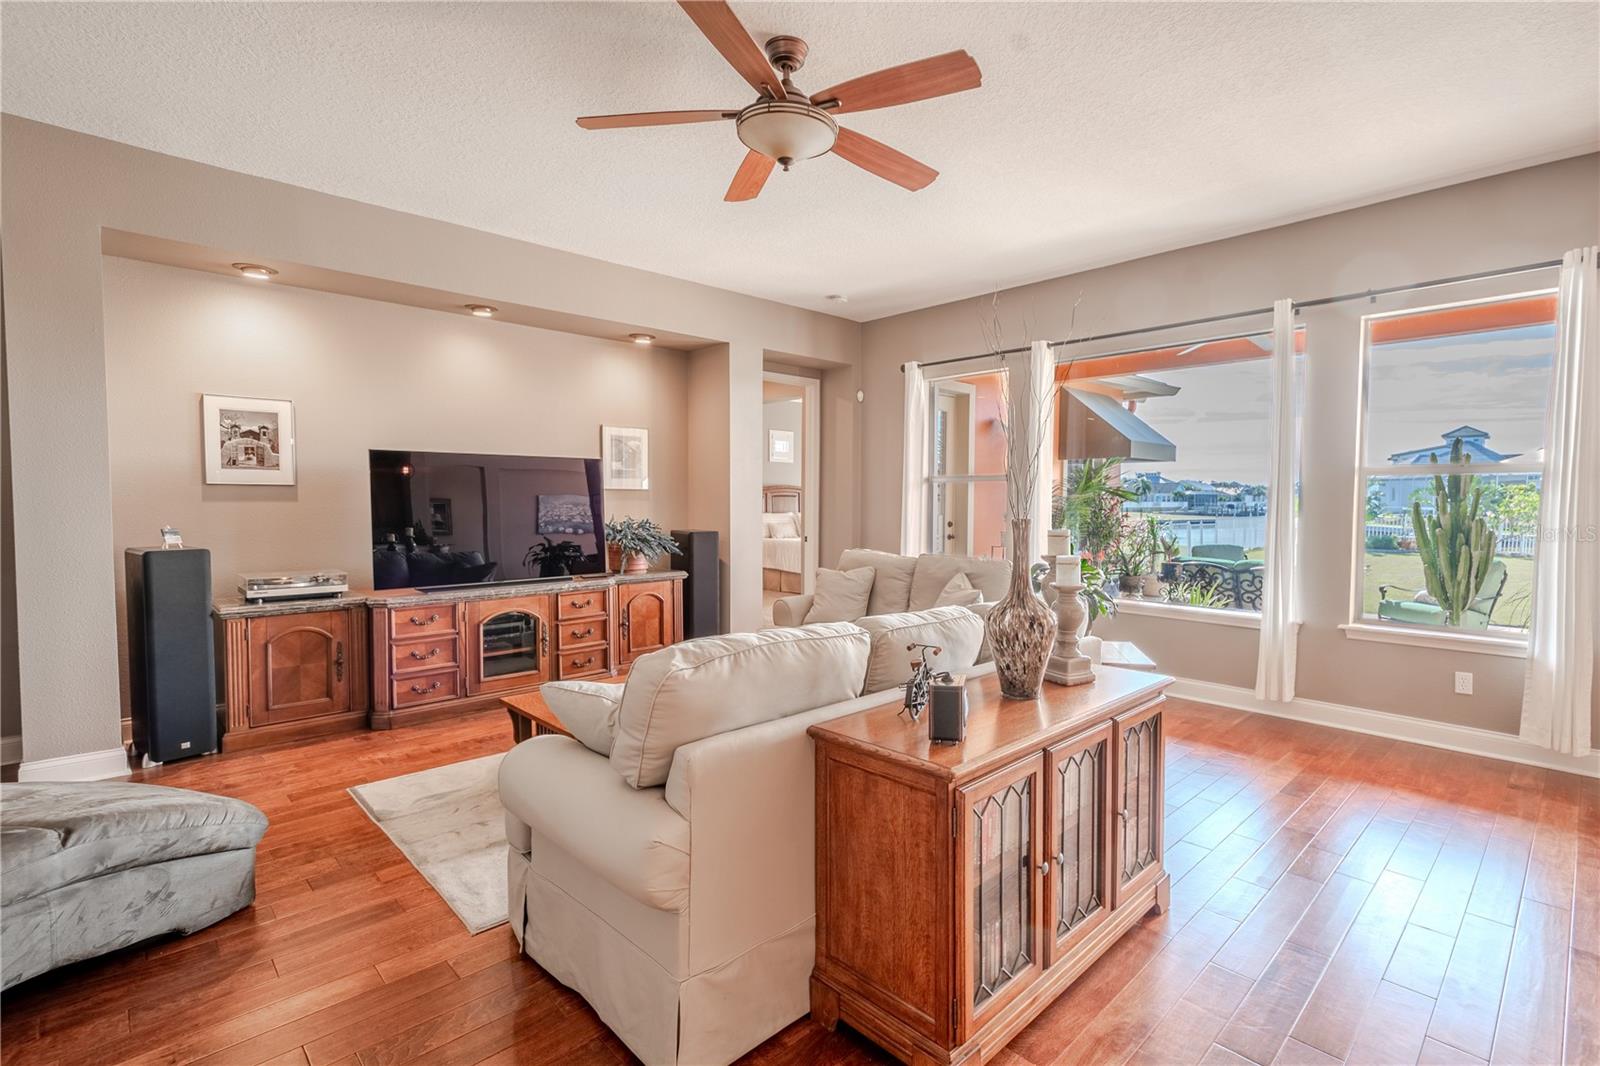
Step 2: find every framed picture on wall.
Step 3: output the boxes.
[428,498,453,537]
[601,425,649,490]
[202,394,296,485]
[768,429,795,464]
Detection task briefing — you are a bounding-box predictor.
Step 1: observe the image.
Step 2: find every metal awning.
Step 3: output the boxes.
[1060,387,1177,463]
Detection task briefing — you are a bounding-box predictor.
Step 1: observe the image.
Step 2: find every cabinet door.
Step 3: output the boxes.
[955,754,1046,1038]
[1112,701,1164,907]
[465,596,552,695]
[617,581,677,668]
[1045,723,1113,967]
[247,611,352,726]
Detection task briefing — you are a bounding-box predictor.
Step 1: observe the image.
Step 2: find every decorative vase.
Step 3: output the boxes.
[623,551,649,574]
[1141,573,1161,598]
[985,519,1056,700]
[606,544,623,572]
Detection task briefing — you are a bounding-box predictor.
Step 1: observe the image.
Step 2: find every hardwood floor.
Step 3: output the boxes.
[2,697,1594,1066]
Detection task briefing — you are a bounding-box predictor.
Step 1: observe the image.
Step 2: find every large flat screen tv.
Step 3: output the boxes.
[369,450,606,589]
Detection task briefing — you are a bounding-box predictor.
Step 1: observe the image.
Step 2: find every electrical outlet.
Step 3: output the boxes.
[1454,671,1474,695]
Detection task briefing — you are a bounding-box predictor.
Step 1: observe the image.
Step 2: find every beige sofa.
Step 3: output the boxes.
[773,547,1011,628]
[499,616,990,1066]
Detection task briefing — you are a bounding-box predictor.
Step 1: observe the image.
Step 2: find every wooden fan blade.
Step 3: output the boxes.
[678,1,784,98]
[811,50,981,114]
[725,149,776,201]
[576,110,737,130]
[832,127,937,191]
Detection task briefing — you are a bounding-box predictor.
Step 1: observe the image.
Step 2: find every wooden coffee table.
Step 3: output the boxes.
[500,690,573,743]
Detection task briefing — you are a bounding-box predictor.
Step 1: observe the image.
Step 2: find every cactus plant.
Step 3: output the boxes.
[1410,438,1498,626]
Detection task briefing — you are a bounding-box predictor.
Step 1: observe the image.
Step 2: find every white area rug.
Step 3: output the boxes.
[349,753,507,933]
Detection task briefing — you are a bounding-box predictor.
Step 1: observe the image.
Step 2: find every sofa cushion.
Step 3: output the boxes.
[855,607,987,694]
[910,553,1011,611]
[934,572,984,607]
[0,783,267,907]
[542,680,624,756]
[838,548,917,616]
[500,738,689,912]
[805,567,875,623]
[610,624,870,788]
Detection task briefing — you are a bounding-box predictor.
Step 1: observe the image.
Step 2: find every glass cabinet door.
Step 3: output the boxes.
[466,597,551,695]
[1114,705,1164,905]
[956,754,1045,1034]
[1045,724,1111,966]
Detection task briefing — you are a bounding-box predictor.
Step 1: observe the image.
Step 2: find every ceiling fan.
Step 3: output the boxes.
[576,0,982,201]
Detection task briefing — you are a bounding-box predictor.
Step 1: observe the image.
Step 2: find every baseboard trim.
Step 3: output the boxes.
[16,746,132,782]
[1,734,22,767]
[1167,678,1599,779]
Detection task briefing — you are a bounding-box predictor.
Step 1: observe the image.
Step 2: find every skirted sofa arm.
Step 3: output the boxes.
[771,594,813,627]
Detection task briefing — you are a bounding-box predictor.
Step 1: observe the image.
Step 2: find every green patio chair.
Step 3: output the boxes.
[1376,558,1508,630]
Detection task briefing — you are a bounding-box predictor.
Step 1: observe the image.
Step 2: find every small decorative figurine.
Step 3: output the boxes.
[899,642,950,722]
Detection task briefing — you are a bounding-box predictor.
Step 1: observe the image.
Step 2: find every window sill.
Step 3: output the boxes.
[1339,622,1529,658]
[1112,598,1262,630]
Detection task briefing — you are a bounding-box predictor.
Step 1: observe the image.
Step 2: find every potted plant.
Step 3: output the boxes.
[523,537,585,578]
[604,517,681,575]
[1077,556,1114,664]
[1158,531,1184,582]
[1141,516,1164,597]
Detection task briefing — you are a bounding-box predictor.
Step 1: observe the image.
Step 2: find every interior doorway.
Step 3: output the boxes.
[760,371,820,625]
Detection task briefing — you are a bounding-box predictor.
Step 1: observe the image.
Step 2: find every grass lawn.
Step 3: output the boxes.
[1360,551,1534,629]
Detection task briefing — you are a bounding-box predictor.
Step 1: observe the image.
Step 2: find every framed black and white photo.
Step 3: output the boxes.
[601,425,649,490]
[428,498,453,537]
[768,429,795,464]
[202,394,295,485]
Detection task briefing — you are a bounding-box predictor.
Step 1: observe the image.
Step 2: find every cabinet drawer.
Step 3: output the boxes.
[556,646,610,679]
[391,636,459,674]
[390,604,458,638]
[556,618,606,649]
[555,589,607,620]
[392,669,459,708]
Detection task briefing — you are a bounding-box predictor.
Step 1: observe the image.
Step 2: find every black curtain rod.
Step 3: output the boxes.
[900,257,1565,373]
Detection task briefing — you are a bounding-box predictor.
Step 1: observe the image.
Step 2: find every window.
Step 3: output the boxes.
[1353,290,1556,637]
[1055,328,1287,613]
[927,371,1010,558]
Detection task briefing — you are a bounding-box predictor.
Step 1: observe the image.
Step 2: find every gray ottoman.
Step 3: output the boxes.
[0,781,268,989]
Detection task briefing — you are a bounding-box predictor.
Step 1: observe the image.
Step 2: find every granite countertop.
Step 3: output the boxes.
[213,569,688,619]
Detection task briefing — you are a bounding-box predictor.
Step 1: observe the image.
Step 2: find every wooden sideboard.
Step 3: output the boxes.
[807,667,1171,1066]
[213,571,684,749]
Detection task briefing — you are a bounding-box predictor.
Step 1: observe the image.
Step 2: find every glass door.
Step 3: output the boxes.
[1113,703,1164,907]
[466,595,551,695]
[955,754,1045,1038]
[1045,723,1112,966]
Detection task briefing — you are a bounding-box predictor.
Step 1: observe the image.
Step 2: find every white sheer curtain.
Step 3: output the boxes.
[1029,340,1058,563]
[1520,246,1598,755]
[900,361,930,556]
[1255,298,1302,702]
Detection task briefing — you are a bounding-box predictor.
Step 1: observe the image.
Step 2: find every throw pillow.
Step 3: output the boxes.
[540,680,624,756]
[805,566,876,623]
[934,572,983,607]
[856,606,986,694]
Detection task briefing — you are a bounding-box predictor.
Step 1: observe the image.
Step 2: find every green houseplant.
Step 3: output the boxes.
[1054,458,1138,562]
[523,537,585,578]
[604,517,681,575]
[1410,438,1499,626]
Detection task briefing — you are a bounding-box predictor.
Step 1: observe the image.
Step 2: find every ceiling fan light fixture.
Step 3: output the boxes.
[736,100,837,169]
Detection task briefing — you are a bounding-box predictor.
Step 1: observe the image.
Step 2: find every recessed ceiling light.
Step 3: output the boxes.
[465,304,498,318]
[826,294,848,303]
[232,263,278,280]
[629,333,655,345]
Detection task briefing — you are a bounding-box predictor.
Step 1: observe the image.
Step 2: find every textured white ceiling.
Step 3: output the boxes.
[4,2,1596,321]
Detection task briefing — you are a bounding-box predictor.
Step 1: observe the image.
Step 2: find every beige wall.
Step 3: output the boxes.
[860,153,1600,739]
[1,115,858,766]
[101,256,693,714]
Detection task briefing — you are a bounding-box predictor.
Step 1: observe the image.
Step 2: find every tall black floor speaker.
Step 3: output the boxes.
[670,529,722,638]
[125,547,218,762]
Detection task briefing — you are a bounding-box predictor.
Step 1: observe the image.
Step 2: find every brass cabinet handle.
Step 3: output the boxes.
[575,626,594,638]
[409,612,440,626]
[408,647,440,661]
[335,641,345,682]
[540,629,550,658]
[410,680,441,694]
